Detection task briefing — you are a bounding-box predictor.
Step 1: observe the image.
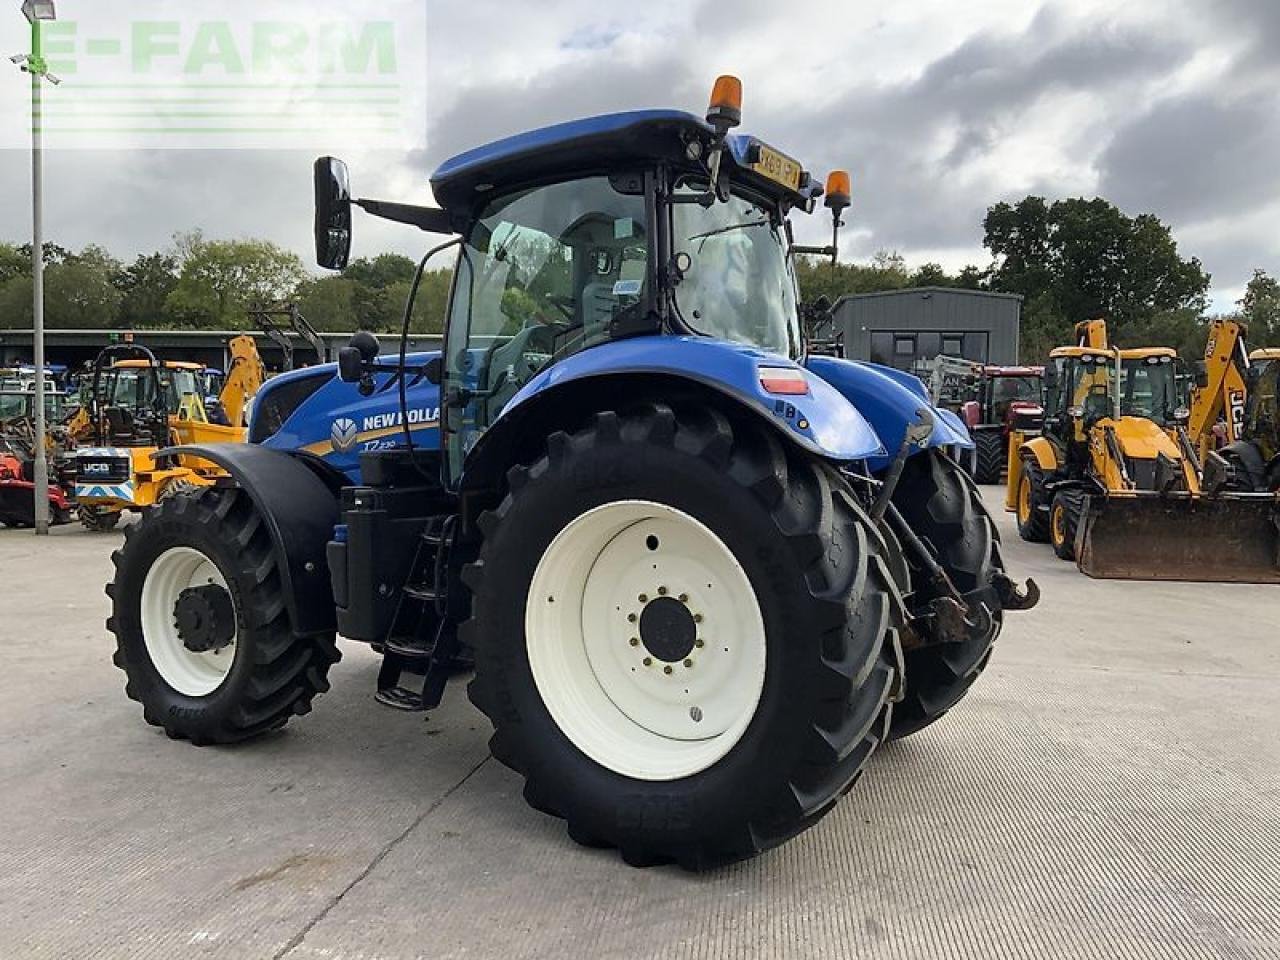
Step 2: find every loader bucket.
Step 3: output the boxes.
[1076,494,1280,583]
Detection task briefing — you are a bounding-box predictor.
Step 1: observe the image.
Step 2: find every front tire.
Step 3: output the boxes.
[463,403,904,869]
[1050,489,1084,560]
[888,450,1002,738]
[107,487,340,744]
[80,504,121,532]
[1015,458,1050,542]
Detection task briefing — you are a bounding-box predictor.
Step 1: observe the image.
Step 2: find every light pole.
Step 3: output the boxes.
[14,0,58,534]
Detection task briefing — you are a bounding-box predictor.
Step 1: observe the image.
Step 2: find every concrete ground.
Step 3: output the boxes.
[1,489,1278,960]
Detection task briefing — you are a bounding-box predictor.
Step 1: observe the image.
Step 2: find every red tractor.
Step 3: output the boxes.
[929,356,1044,484]
[0,439,75,529]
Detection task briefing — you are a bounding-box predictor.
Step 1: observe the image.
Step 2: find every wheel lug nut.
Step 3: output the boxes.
[693,614,703,623]
[663,665,673,675]
[683,659,693,668]
[658,586,668,596]
[627,613,637,623]
[639,593,648,603]
[695,639,704,648]
[643,657,653,667]
[629,637,639,647]
[678,593,689,603]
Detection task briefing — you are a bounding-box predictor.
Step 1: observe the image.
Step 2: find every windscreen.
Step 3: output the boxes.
[669,183,801,359]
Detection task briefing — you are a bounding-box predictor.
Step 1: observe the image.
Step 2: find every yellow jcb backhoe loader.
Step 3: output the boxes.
[72,338,264,530]
[1006,331,1279,582]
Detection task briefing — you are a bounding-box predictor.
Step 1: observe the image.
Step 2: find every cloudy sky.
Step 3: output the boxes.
[1,0,1277,311]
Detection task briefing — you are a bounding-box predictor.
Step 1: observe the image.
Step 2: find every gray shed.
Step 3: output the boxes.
[832,287,1023,372]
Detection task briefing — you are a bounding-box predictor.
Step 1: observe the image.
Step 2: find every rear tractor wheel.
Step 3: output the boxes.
[107,487,339,744]
[463,403,904,869]
[972,430,1006,484]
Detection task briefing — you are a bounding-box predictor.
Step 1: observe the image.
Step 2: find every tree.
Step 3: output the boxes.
[166,231,308,328]
[1238,269,1280,347]
[116,253,179,329]
[295,275,358,332]
[983,196,1210,358]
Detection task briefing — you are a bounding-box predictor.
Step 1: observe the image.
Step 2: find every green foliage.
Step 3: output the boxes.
[116,253,179,329]
[1238,269,1280,346]
[165,231,308,329]
[984,196,1211,358]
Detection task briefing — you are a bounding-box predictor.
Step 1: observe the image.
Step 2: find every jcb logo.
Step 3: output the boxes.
[82,462,112,476]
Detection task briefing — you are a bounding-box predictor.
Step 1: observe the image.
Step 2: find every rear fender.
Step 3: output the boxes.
[462,336,885,493]
[157,444,344,637]
[805,356,973,474]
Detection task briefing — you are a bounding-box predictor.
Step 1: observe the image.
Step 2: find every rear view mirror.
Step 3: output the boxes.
[314,157,353,270]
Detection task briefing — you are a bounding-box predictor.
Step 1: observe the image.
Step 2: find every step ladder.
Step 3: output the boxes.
[374,514,463,712]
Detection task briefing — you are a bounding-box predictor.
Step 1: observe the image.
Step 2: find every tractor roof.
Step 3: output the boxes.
[111,359,204,371]
[1250,348,1280,362]
[984,365,1043,376]
[1120,347,1177,360]
[1049,346,1113,360]
[430,109,821,214]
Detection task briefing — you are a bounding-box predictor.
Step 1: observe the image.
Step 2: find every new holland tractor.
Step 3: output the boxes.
[104,78,1038,869]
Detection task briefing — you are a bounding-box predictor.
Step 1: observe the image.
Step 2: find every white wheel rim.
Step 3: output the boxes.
[140,546,237,697]
[526,500,767,781]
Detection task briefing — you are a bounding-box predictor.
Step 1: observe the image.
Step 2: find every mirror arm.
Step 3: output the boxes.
[355,198,455,235]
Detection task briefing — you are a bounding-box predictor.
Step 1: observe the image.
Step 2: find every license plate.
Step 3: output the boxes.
[751,144,802,192]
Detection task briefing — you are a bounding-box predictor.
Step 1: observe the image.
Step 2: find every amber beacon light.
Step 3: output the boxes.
[706,75,742,131]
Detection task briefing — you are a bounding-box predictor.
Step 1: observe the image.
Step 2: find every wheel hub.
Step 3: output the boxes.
[173,584,235,654]
[638,596,696,663]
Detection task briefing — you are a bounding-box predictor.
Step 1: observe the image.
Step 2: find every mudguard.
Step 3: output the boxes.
[157,444,342,637]
[479,335,886,464]
[805,356,973,473]
[1019,435,1059,472]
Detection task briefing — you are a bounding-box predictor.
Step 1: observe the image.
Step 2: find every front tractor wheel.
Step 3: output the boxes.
[463,404,903,869]
[107,487,340,744]
[80,504,122,532]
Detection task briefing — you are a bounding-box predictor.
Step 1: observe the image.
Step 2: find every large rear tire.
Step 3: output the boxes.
[888,450,1002,738]
[463,403,904,870]
[107,487,340,744]
[972,431,1006,484]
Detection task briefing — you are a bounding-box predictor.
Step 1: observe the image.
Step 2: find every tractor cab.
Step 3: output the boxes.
[92,356,209,448]
[428,106,826,478]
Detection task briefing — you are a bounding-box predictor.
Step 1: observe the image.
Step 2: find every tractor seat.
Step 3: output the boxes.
[1083,391,1110,423]
[103,406,138,444]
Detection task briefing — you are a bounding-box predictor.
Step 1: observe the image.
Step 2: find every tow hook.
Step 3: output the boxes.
[994,573,1040,611]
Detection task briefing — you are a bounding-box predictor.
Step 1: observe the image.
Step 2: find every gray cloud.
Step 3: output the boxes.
[0,0,1276,305]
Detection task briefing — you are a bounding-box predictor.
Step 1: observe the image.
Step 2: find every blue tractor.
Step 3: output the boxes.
[106,78,1037,869]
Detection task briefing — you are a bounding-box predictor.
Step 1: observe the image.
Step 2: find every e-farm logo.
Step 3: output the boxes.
[7,0,427,150]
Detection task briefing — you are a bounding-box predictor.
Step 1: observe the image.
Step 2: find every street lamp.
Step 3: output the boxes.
[15,0,56,534]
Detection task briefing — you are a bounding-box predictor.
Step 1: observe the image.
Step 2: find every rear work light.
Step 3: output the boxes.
[758,366,810,395]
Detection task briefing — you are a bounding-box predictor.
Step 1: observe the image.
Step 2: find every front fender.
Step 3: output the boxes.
[805,357,973,473]
[157,444,342,638]
[489,336,885,461]
[1019,435,1059,472]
